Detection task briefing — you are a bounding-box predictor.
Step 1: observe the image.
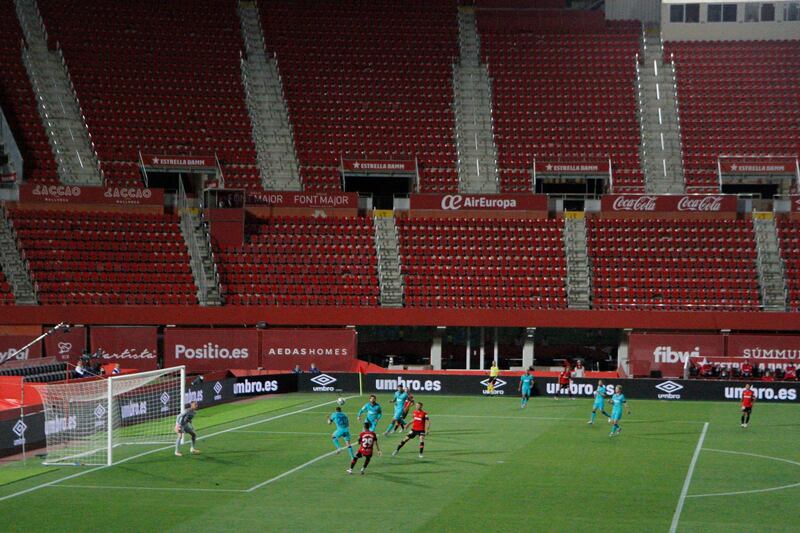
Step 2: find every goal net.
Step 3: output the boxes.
[39,366,185,466]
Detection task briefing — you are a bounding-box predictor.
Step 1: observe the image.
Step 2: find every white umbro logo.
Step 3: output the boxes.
[480,377,507,389]
[310,374,337,387]
[94,404,106,419]
[213,381,223,394]
[160,392,170,405]
[12,419,27,437]
[655,381,683,394]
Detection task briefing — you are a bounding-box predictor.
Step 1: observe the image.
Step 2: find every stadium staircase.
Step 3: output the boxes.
[563,214,592,309]
[238,1,301,191]
[0,206,38,305]
[453,7,499,194]
[179,210,223,306]
[373,214,404,307]
[753,214,788,311]
[14,0,103,185]
[638,28,684,194]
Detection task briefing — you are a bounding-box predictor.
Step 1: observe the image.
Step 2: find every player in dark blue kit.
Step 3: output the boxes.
[174,401,200,456]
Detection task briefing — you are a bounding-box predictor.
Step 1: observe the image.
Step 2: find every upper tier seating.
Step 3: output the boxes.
[260,0,459,192]
[0,0,58,183]
[215,216,380,306]
[776,218,800,311]
[10,209,197,305]
[398,217,567,308]
[587,218,760,310]
[477,11,643,192]
[37,0,260,189]
[665,40,800,191]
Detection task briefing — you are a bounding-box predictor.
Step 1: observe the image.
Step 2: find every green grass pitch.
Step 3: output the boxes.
[0,393,798,532]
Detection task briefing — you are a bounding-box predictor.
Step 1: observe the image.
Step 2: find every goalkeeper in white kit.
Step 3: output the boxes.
[175,401,200,456]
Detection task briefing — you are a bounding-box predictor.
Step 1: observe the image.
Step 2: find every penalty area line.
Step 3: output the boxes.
[246,449,339,492]
[669,421,709,533]
[0,396,355,504]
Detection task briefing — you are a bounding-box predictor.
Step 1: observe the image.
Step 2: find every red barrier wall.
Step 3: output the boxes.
[90,326,158,370]
[629,333,724,377]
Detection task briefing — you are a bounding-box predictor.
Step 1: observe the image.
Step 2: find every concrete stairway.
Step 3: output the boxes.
[373,215,404,307]
[15,0,103,185]
[564,215,592,309]
[638,30,685,194]
[453,8,498,194]
[753,214,788,311]
[238,1,301,191]
[179,209,222,306]
[0,207,37,304]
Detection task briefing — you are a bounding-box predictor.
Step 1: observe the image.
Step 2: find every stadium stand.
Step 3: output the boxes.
[665,40,800,191]
[36,0,260,189]
[776,218,800,312]
[477,10,643,192]
[8,209,197,305]
[397,217,567,308]
[587,218,761,310]
[259,0,460,192]
[0,361,75,382]
[0,0,59,183]
[215,215,380,306]
[0,271,14,305]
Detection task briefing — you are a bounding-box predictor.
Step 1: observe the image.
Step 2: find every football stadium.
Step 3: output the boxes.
[0,0,799,531]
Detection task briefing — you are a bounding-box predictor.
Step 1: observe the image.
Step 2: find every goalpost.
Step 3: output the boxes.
[39,366,185,466]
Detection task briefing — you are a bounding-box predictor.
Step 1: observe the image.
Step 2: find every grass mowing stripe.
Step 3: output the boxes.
[246,449,339,492]
[669,421,709,533]
[0,396,350,503]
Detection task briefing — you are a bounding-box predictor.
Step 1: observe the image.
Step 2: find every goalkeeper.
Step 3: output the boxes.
[175,401,200,456]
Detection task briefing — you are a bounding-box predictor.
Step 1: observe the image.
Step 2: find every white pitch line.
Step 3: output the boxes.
[669,421,709,533]
[687,448,800,498]
[230,430,330,436]
[57,483,246,494]
[0,397,352,503]
[246,449,339,492]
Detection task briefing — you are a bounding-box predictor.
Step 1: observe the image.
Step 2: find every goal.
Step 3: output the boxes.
[39,366,185,466]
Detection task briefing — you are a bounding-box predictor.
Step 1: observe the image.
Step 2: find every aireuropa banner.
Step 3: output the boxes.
[163,329,259,372]
[409,193,548,211]
[727,335,800,371]
[90,326,158,371]
[43,326,86,363]
[0,335,42,365]
[629,334,724,377]
[262,329,357,371]
[601,195,738,213]
[19,184,164,206]
[246,191,358,208]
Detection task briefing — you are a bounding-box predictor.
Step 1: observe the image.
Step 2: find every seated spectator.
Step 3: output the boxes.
[761,370,775,382]
[700,362,714,378]
[741,361,753,379]
[785,364,797,381]
[292,364,303,374]
[719,366,730,380]
[309,363,321,374]
[112,363,121,375]
[75,360,86,376]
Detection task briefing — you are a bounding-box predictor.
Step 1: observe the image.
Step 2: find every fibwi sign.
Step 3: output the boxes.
[628,333,724,378]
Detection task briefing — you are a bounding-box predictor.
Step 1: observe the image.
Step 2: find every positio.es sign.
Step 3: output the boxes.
[164,329,259,371]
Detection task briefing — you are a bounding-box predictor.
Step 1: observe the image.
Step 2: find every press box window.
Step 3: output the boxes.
[670,4,684,22]
[685,3,700,21]
[723,4,738,21]
[708,4,722,21]
[745,3,759,21]
[786,2,800,21]
[761,3,775,21]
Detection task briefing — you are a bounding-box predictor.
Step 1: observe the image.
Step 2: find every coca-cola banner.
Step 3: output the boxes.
[341,158,416,174]
[246,191,358,208]
[0,335,42,365]
[140,154,217,169]
[602,195,737,213]
[44,326,86,363]
[719,158,797,174]
[19,184,164,206]
[90,327,158,371]
[262,329,356,372]
[410,194,548,211]
[629,333,724,378]
[727,335,800,371]
[534,161,610,174]
[164,328,260,372]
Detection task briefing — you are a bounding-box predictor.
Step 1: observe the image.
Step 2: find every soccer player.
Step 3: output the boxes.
[174,401,200,456]
[392,402,430,458]
[348,421,381,475]
[740,383,755,427]
[555,363,573,400]
[328,406,355,458]
[384,385,409,435]
[609,385,628,436]
[401,391,415,421]
[357,394,383,431]
[588,380,612,424]
[518,367,534,408]
[487,361,500,393]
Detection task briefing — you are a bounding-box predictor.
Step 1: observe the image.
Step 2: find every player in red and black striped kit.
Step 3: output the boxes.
[392,402,430,458]
[740,383,755,428]
[347,421,381,475]
[555,364,573,399]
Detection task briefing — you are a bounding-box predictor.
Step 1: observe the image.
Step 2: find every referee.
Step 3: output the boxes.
[174,401,201,456]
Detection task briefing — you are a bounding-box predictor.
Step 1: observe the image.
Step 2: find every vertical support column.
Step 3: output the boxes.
[479,327,485,370]
[493,326,499,367]
[522,327,535,369]
[431,327,443,370]
[465,326,471,370]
